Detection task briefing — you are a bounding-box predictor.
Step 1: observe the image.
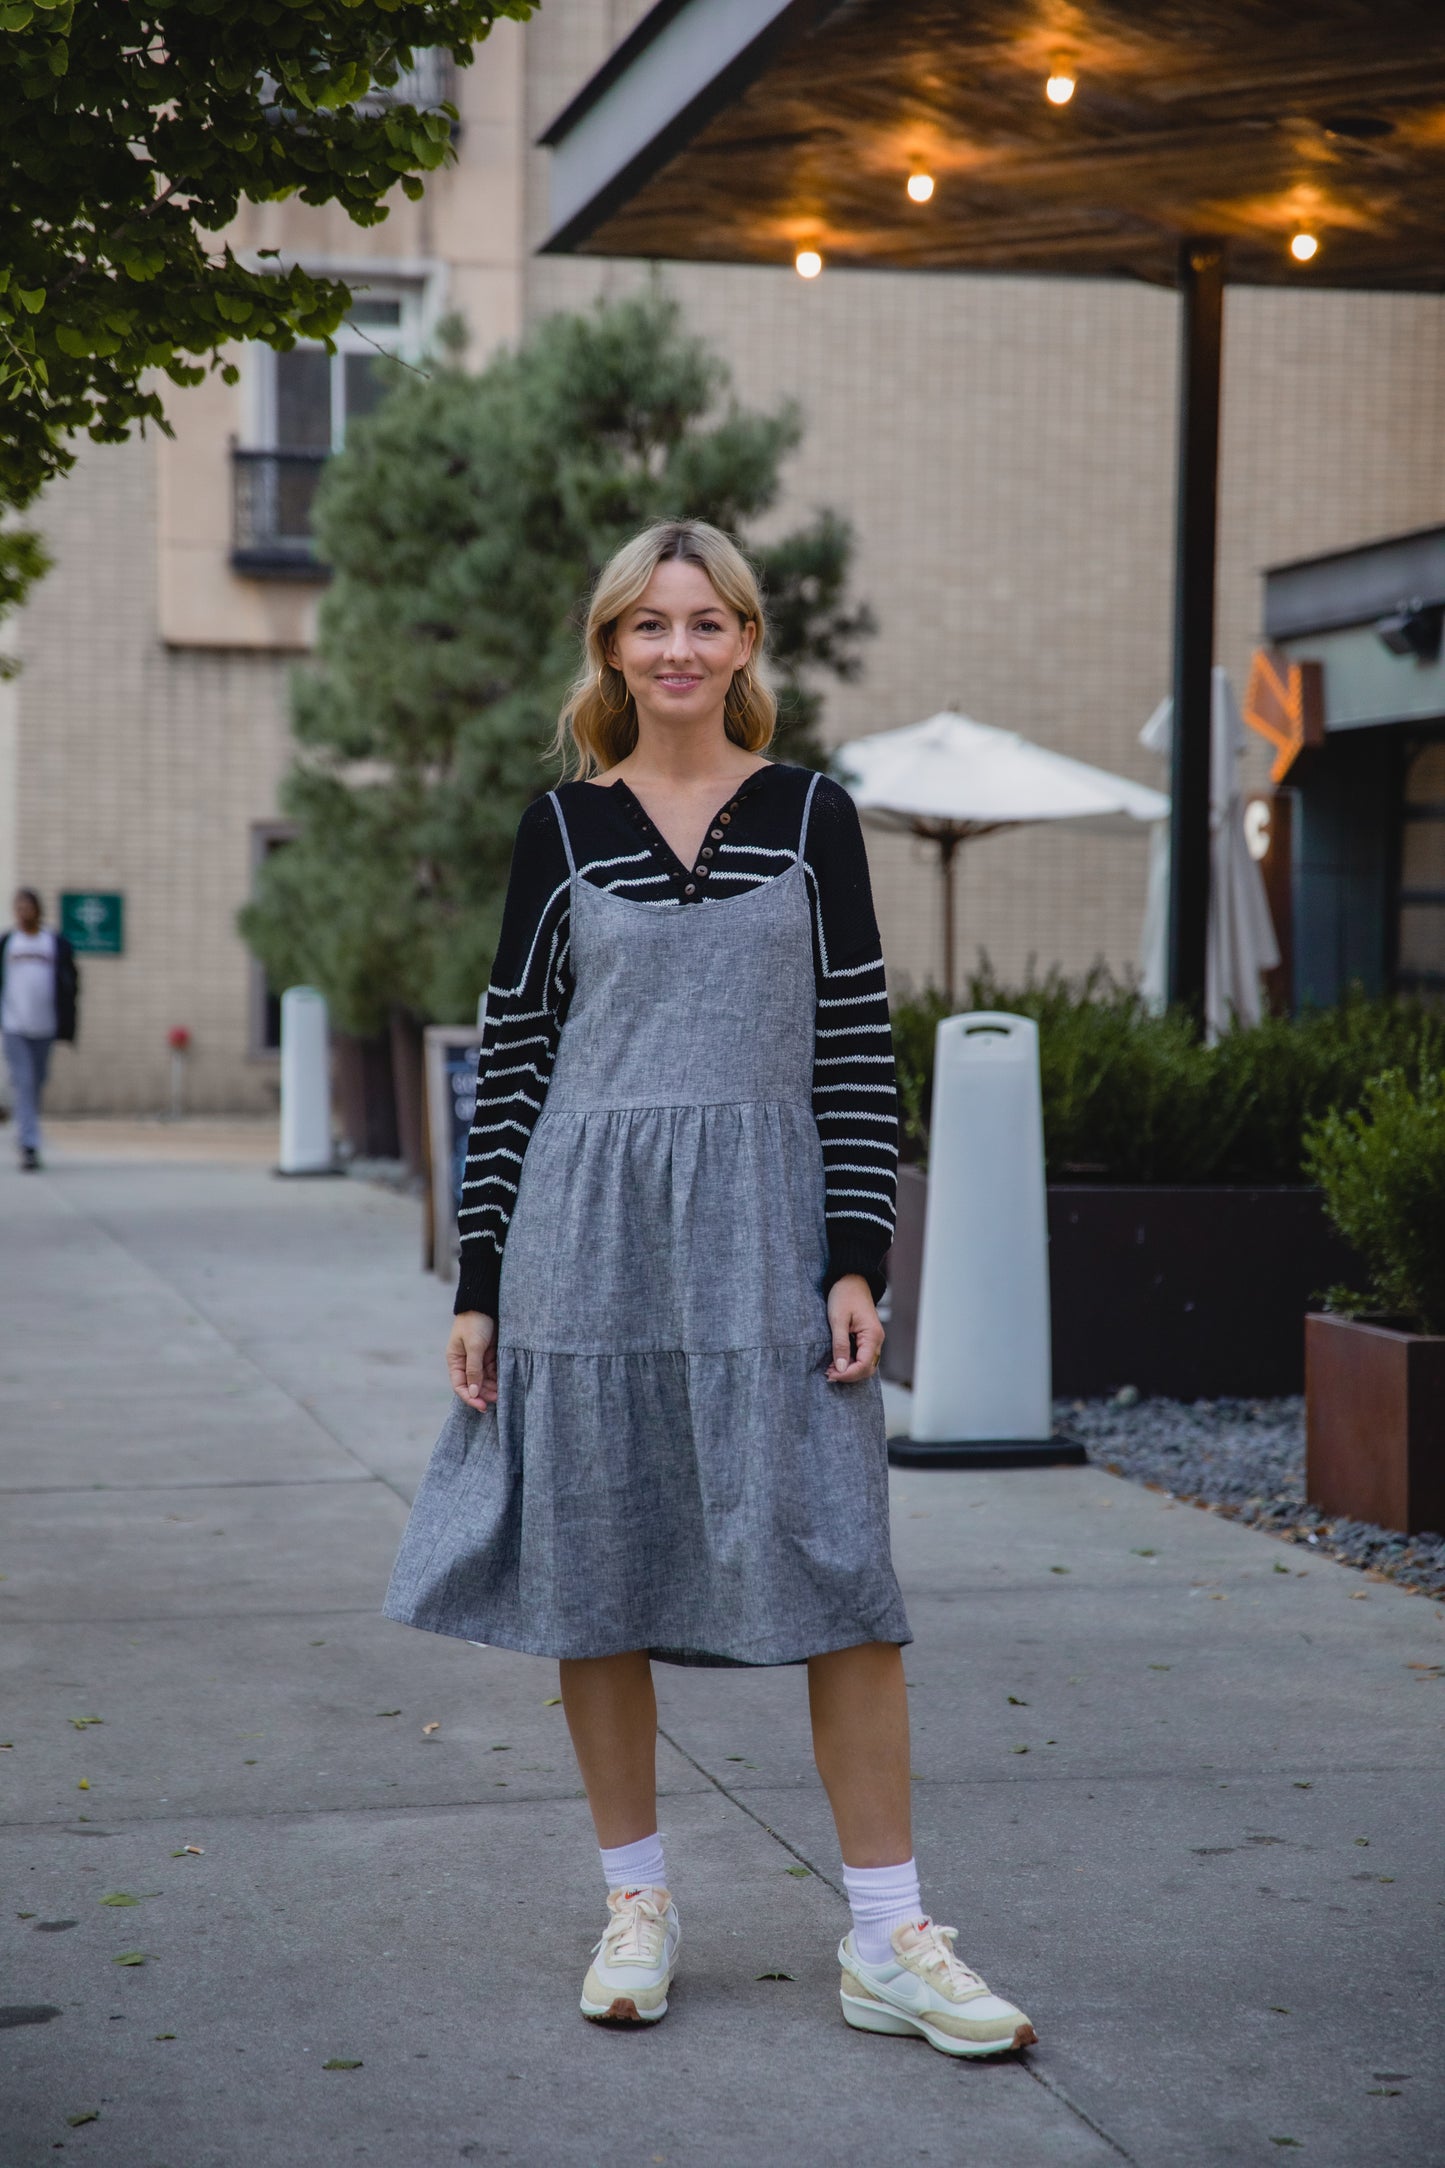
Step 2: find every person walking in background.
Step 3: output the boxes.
[1,889,78,1171]
[384,520,1037,2057]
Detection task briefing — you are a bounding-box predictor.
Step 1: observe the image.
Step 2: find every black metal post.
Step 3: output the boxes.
[939,831,957,1008]
[1167,238,1225,1023]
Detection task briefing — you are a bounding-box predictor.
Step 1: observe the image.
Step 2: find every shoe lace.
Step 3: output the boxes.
[908,1922,985,1994]
[598,1891,666,1966]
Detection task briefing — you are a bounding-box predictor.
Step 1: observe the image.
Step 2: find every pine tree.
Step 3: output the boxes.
[241,286,876,1030]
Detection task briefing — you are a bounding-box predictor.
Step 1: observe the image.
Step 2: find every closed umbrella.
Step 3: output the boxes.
[837,710,1169,1002]
[1138,668,1280,1037]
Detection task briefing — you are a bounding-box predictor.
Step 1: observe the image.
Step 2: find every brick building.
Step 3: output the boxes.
[5,0,1444,1113]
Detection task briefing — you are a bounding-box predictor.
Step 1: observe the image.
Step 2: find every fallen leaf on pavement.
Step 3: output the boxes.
[76,1778,89,1790]
[154,2033,176,2041]
[785,1866,810,1878]
[99,1893,141,1907]
[69,1717,103,1730]
[755,1970,794,1981]
[422,1722,441,1736]
[1049,1566,1070,1575]
[17,1912,36,1919]
[543,1696,562,1706]
[375,1710,402,1718]
[1011,1745,1030,1754]
[112,1951,149,1966]
[1149,1664,1171,1671]
[323,2058,363,2070]
[1007,1695,1028,1705]
[1350,1591,1369,1601]
[66,2112,99,2128]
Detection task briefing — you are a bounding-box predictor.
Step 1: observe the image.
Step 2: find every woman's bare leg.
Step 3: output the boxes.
[807,1641,913,1866]
[558,1650,659,1850]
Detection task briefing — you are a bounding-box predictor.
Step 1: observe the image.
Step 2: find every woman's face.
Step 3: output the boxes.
[606,558,755,729]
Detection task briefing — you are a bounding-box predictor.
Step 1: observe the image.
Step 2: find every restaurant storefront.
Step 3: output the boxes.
[1247,524,1445,1006]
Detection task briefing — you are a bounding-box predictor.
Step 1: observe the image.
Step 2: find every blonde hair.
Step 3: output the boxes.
[553,519,776,777]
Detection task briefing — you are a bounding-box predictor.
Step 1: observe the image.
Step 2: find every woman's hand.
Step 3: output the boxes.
[825,1273,885,1384]
[447,1311,498,1409]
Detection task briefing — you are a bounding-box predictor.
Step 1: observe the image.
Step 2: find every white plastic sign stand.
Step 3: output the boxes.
[901,1012,1076,1465]
[277,985,337,1176]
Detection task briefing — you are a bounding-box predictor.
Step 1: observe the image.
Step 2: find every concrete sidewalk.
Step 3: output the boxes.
[2,1162,1441,2168]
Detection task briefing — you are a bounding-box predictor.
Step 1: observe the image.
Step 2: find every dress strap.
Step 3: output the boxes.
[797,770,822,864]
[548,790,577,877]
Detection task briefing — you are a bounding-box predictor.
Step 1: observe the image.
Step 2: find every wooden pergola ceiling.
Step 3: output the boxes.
[541,0,1445,289]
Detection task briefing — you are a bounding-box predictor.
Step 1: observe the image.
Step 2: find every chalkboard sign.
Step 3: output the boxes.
[424,1026,484,1278]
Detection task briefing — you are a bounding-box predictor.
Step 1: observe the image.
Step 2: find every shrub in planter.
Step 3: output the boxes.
[1302,1068,1445,1334]
[891,965,1445,1183]
[1301,1069,1445,1537]
[886,967,1439,1398]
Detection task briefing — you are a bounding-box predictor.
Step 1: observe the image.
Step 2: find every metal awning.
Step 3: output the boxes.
[541,0,1445,289]
[537,0,1445,1019]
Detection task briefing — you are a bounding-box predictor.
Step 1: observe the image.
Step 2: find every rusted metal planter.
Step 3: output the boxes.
[1305,1313,1445,1537]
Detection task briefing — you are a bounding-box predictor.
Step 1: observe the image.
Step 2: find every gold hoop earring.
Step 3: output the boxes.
[597,672,630,716]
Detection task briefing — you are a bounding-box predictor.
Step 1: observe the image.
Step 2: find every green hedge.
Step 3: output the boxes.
[1304,1069,1445,1333]
[891,965,1445,1186]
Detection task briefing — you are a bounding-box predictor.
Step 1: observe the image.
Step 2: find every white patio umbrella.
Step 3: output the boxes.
[1138,668,1280,1039]
[836,710,1169,1001]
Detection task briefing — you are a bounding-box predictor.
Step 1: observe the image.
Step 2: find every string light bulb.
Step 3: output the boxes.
[794,248,823,279]
[1045,70,1076,104]
[906,172,935,203]
[1290,231,1319,262]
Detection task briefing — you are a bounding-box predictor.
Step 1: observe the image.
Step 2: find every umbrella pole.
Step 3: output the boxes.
[940,832,958,1006]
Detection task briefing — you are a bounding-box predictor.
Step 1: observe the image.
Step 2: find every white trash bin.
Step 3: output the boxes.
[278,985,337,1176]
[899,1011,1078,1465]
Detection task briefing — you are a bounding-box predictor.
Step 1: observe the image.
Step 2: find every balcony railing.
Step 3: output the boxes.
[231,448,330,579]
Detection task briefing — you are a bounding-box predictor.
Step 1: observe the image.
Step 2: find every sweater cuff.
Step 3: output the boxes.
[823,1229,889,1306]
[455,1247,501,1319]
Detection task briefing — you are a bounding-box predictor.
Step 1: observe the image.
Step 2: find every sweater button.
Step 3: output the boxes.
[684,883,696,897]
[719,811,731,824]
[695,865,708,877]
[710,827,723,840]
[701,847,713,859]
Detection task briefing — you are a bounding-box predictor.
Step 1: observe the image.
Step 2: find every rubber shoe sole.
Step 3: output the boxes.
[579,1964,672,2025]
[840,1977,1037,2058]
[581,1993,666,2024]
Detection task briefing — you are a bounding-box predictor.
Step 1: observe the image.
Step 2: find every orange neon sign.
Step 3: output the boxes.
[1243,650,1324,783]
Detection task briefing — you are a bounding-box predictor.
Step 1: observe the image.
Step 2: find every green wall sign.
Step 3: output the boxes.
[60,891,124,954]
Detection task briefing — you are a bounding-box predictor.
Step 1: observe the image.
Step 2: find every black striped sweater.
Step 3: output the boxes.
[454,761,898,1317]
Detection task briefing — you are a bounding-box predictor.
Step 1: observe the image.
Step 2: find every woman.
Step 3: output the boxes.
[385,520,1035,2058]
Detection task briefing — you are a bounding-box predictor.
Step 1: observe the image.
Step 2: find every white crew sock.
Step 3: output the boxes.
[842,1857,925,1965]
[599,1831,668,1895]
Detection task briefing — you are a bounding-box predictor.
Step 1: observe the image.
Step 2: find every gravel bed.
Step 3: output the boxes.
[1056,1393,1445,1601]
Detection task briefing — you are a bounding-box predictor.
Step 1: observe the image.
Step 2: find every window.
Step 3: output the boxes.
[232,290,419,576]
[1397,735,1445,998]
[249,823,298,1056]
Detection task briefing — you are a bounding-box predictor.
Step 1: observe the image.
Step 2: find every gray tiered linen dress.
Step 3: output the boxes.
[383,778,910,1666]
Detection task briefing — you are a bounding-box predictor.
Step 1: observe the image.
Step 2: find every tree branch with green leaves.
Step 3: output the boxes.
[0,0,535,511]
